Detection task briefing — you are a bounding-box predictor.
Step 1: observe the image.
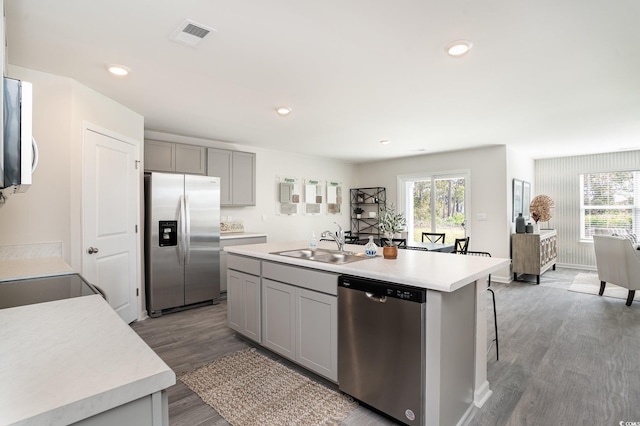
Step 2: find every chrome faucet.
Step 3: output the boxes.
[321,222,346,252]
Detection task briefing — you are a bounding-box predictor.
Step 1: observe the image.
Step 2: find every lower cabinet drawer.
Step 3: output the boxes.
[262,261,337,296]
[227,254,261,276]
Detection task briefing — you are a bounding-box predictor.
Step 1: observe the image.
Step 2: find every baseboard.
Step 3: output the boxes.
[474,380,492,407]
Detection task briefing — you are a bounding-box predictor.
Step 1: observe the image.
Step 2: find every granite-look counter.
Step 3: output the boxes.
[0,295,175,426]
[0,257,73,282]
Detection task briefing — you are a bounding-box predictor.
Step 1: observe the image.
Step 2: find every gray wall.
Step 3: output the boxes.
[535,150,640,269]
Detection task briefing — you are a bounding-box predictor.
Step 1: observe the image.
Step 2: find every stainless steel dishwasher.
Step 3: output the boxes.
[338,275,426,425]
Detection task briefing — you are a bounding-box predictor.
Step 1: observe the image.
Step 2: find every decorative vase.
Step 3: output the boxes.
[533,222,540,233]
[383,245,398,259]
[364,236,377,257]
[515,213,525,233]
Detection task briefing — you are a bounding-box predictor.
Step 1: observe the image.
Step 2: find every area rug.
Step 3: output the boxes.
[179,348,357,426]
[568,273,640,302]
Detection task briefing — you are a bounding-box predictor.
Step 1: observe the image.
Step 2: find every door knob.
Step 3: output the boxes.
[87,247,99,254]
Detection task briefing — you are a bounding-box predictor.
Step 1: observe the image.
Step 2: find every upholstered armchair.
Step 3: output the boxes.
[593,235,640,306]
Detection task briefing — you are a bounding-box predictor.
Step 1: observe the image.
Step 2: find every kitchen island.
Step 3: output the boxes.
[225,240,509,426]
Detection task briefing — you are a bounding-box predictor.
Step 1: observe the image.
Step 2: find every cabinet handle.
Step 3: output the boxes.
[87,247,100,254]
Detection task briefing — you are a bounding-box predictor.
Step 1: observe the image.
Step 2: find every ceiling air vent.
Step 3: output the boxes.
[170,19,216,47]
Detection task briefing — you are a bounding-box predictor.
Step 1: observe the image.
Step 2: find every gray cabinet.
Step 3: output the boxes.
[227,255,261,343]
[207,149,256,206]
[144,140,206,174]
[512,229,557,284]
[295,287,337,380]
[261,261,338,381]
[262,278,296,359]
[220,236,267,293]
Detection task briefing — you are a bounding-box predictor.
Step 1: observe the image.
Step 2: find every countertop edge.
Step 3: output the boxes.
[224,241,510,292]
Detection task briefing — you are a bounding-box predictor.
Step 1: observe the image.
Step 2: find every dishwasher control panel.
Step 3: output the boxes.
[338,275,426,303]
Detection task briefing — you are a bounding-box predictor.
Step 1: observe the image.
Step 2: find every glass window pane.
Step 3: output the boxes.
[434,178,466,242]
[412,180,432,241]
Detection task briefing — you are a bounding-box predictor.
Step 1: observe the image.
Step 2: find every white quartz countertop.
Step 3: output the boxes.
[224,240,510,292]
[0,296,176,426]
[0,257,74,282]
[220,232,267,240]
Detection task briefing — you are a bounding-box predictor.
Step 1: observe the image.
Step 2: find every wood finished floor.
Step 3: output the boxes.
[131,268,640,426]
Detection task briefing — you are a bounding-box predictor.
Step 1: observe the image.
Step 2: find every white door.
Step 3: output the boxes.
[83,127,139,323]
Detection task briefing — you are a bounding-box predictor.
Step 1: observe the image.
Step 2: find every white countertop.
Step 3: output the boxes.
[220,232,267,240]
[0,257,74,282]
[224,240,510,292]
[0,296,175,426]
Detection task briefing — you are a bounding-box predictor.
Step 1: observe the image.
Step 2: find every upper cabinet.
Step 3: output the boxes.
[144,140,206,175]
[208,149,256,206]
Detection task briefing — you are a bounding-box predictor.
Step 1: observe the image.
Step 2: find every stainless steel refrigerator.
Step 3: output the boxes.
[144,172,220,317]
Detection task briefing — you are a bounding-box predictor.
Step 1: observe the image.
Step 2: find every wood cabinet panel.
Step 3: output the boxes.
[512,230,557,283]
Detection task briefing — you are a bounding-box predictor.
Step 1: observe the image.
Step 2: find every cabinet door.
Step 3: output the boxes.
[227,270,244,333]
[295,288,338,381]
[243,273,261,342]
[232,151,256,206]
[207,149,232,205]
[144,140,175,172]
[175,144,206,174]
[227,270,261,343]
[262,279,295,359]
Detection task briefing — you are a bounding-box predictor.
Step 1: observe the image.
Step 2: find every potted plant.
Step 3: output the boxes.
[378,203,406,259]
[354,207,364,219]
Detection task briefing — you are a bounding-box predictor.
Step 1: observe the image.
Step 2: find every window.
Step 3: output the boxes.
[580,171,640,239]
[398,171,469,244]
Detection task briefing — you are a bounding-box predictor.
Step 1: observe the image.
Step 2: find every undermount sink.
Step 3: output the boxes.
[271,248,372,264]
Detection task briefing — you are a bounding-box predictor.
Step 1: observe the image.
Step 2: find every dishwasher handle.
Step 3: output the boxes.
[365,292,387,303]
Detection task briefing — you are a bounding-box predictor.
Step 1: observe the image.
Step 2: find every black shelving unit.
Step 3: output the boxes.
[350,187,386,241]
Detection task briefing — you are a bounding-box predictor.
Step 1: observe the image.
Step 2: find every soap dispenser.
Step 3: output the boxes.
[309,232,318,250]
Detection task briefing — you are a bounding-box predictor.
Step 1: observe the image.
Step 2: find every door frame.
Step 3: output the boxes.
[81,121,143,319]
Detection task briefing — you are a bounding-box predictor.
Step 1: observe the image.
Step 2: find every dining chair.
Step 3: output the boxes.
[380,238,407,248]
[461,250,498,361]
[454,237,470,254]
[421,232,445,243]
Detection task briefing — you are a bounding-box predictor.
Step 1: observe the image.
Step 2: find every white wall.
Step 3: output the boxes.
[506,146,536,230]
[354,145,513,282]
[535,150,640,269]
[144,131,358,243]
[1,66,144,271]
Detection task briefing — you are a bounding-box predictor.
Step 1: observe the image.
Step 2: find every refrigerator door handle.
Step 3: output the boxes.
[185,195,192,264]
[178,195,186,265]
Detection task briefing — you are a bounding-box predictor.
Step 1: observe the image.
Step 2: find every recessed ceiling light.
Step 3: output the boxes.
[275,106,292,116]
[107,64,131,76]
[380,140,391,145]
[445,40,473,57]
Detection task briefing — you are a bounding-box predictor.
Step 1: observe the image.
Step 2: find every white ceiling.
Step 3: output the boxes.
[5,0,640,163]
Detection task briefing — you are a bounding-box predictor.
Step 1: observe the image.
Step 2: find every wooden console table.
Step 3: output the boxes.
[512,229,557,284]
